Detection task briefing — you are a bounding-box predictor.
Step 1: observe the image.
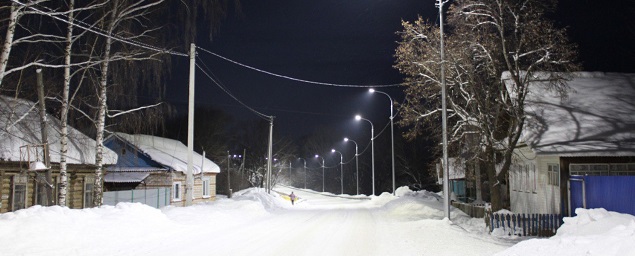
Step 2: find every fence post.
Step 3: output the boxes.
[522,213,526,236]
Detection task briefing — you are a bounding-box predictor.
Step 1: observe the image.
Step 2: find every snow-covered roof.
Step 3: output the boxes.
[0,95,117,165]
[114,133,220,174]
[514,72,635,156]
[437,157,466,184]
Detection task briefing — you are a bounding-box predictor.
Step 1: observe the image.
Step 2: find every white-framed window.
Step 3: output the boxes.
[531,163,537,193]
[34,175,57,206]
[12,175,28,211]
[510,164,516,191]
[84,177,95,208]
[548,164,560,186]
[524,164,530,192]
[173,182,182,201]
[202,177,211,198]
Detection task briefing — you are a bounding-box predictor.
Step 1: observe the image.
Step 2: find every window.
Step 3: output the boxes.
[511,164,517,191]
[12,175,27,211]
[532,163,537,192]
[202,177,211,198]
[570,164,609,176]
[524,164,530,192]
[548,164,560,186]
[173,182,182,201]
[84,177,95,208]
[34,175,57,206]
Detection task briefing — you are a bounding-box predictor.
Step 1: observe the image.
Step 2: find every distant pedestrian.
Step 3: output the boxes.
[289,192,297,205]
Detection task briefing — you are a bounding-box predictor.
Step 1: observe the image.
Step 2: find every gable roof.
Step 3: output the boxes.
[113,133,220,174]
[518,72,635,156]
[0,95,118,165]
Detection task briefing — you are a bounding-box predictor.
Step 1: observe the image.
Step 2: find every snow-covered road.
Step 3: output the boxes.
[0,187,513,256]
[159,187,512,256]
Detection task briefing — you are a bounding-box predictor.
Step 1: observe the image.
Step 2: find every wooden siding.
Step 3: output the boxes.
[169,173,217,207]
[1,164,98,213]
[510,146,562,214]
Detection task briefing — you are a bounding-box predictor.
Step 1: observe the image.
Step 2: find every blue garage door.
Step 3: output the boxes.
[570,175,635,216]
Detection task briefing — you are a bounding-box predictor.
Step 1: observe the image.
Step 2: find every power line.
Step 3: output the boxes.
[196,46,406,88]
[195,57,272,121]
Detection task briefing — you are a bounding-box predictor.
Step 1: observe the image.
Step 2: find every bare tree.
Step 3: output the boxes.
[77,0,165,206]
[395,0,579,210]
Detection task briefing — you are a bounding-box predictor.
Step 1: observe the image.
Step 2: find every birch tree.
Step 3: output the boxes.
[80,0,165,206]
[0,0,56,87]
[395,0,579,210]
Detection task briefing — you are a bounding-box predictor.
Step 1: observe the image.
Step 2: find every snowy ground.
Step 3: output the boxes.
[1,186,633,256]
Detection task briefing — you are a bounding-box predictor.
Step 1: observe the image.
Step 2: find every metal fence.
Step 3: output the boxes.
[488,212,563,237]
[451,201,487,218]
[103,188,171,209]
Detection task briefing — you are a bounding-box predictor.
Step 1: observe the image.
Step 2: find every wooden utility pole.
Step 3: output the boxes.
[36,69,53,206]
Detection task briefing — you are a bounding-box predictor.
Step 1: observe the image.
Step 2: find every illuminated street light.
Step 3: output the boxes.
[355,114,375,195]
[370,88,396,195]
[344,137,359,195]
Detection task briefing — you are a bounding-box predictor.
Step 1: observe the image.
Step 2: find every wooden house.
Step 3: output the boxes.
[436,157,485,203]
[103,133,220,207]
[508,72,635,216]
[0,95,118,213]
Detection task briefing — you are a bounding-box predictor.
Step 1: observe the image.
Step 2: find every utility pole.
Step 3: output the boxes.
[266,117,274,193]
[438,0,451,220]
[226,151,232,198]
[186,43,195,206]
[36,69,53,206]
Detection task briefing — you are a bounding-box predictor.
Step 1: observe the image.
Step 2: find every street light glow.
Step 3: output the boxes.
[344,137,349,142]
[369,88,375,93]
[355,115,362,120]
[331,149,335,153]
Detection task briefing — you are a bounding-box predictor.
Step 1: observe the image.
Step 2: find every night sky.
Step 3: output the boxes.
[166,0,635,142]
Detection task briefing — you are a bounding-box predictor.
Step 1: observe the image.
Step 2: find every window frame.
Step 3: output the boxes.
[84,177,95,208]
[11,175,28,211]
[173,182,182,201]
[548,164,560,186]
[202,177,211,198]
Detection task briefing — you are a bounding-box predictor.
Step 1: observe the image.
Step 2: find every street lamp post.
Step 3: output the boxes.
[298,158,307,189]
[331,149,344,195]
[356,114,375,195]
[370,89,396,195]
[315,155,325,192]
[344,138,359,195]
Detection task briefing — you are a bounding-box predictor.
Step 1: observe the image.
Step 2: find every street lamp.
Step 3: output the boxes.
[355,114,375,195]
[344,137,359,195]
[298,157,307,189]
[370,88,396,195]
[331,149,344,195]
[315,154,325,192]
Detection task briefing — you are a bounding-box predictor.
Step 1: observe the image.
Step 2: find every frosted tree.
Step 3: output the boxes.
[0,0,56,88]
[76,0,165,206]
[395,0,579,210]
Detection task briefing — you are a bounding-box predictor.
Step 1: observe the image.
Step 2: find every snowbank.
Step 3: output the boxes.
[0,186,511,256]
[495,208,635,256]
